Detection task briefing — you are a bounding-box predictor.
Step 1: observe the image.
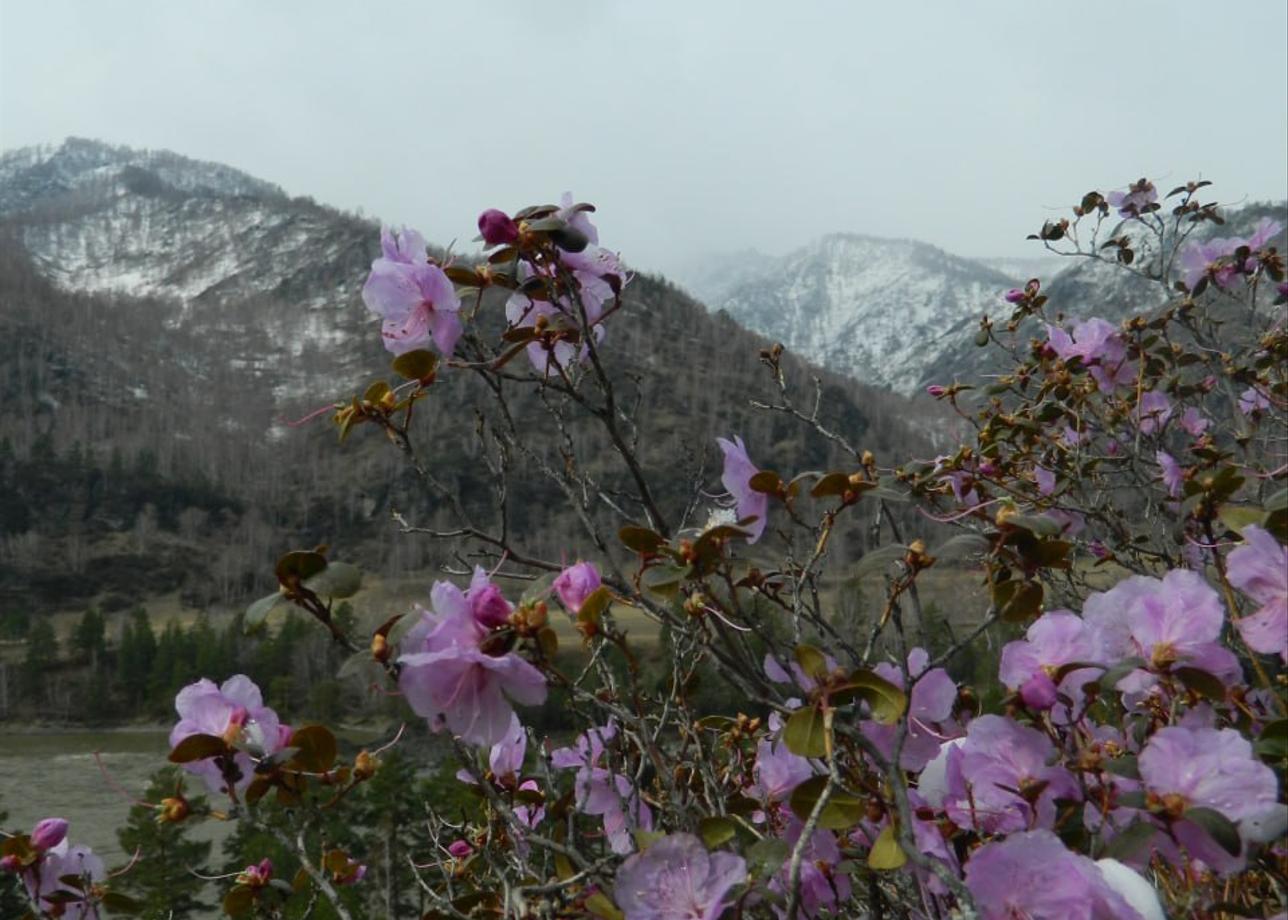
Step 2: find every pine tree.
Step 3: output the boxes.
[114,767,212,919]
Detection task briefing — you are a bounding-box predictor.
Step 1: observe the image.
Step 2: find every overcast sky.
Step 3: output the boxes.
[2,1,1285,275]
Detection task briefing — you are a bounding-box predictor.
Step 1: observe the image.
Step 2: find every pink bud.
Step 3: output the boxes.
[448,840,473,859]
[1019,673,1058,711]
[553,562,601,614]
[31,818,68,851]
[0,854,20,873]
[1004,288,1026,304]
[470,583,512,629]
[1089,541,1110,560]
[478,209,519,246]
[925,385,947,398]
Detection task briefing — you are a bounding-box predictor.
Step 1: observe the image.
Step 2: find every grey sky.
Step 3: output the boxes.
[2,1,1285,276]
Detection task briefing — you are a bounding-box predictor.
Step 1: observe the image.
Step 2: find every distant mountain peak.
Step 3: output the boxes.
[0,136,286,215]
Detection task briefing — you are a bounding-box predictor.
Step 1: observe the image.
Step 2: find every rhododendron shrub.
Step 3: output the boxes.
[6,179,1284,920]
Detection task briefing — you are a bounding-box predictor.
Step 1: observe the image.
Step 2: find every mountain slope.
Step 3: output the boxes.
[698,234,1018,393]
[0,138,935,616]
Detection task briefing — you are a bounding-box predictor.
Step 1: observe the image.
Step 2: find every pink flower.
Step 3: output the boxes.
[1034,465,1056,496]
[965,830,1150,919]
[749,738,813,803]
[1228,525,1288,662]
[1139,725,1279,873]
[1004,288,1026,304]
[1135,390,1172,435]
[1156,451,1183,498]
[30,817,68,851]
[769,817,852,918]
[22,836,106,919]
[238,858,273,887]
[613,833,746,920]
[504,267,612,374]
[477,209,519,246]
[865,648,959,771]
[170,675,288,796]
[943,715,1080,834]
[466,566,512,629]
[1238,386,1270,416]
[1082,570,1241,693]
[488,712,527,783]
[398,580,547,747]
[447,840,473,859]
[362,226,463,357]
[553,561,602,613]
[717,435,769,543]
[925,384,947,398]
[551,723,653,854]
[1179,407,1209,437]
[1106,179,1158,218]
[999,611,1101,718]
[1046,318,1134,392]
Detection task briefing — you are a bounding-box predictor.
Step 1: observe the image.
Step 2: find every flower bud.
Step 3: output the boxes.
[470,582,512,629]
[158,797,189,824]
[447,839,473,859]
[371,632,389,663]
[354,750,378,781]
[925,384,947,398]
[477,209,519,246]
[1004,288,1026,304]
[0,854,20,873]
[30,817,69,851]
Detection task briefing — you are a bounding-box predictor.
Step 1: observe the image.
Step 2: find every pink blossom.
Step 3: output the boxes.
[865,648,959,771]
[1034,465,1056,496]
[1004,288,1026,304]
[398,580,547,747]
[1156,451,1183,498]
[551,723,653,854]
[466,566,512,629]
[1238,386,1271,416]
[1227,525,1288,662]
[943,715,1080,834]
[553,561,602,613]
[1179,406,1210,436]
[447,840,473,859]
[1106,179,1158,218]
[965,830,1148,919]
[769,817,852,918]
[613,833,746,920]
[556,191,600,247]
[504,266,613,374]
[489,712,527,782]
[1082,570,1241,694]
[170,675,288,796]
[362,227,463,357]
[23,836,106,919]
[749,738,813,803]
[998,610,1101,717]
[1140,725,1279,873]
[1135,390,1172,435]
[717,435,769,543]
[1046,318,1134,392]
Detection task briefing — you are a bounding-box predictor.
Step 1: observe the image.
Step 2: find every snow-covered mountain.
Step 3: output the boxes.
[690,234,1021,394]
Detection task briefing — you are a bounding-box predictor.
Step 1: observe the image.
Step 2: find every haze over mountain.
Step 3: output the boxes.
[0,138,931,618]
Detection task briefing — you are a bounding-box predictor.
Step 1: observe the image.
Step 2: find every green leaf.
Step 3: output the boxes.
[304,561,362,600]
[851,544,908,579]
[1102,819,1158,861]
[1102,755,1140,780]
[168,733,229,764]
[576,585,613,625]
[933,533,992,561]
[1003,513,1063,537]
[386,611,422,649]
[245,591,286,629]
[1254,719,1288,762]
[222,885,254,917]
[832,669,907,724]
[1098,657,1146,691]
[584,892,624,920]
[618,525,665,554]
[699,815,738,849]
[788,776,865,830]
[1174,667,1227,703]
[1184,806,1241,856]
[275,550,327,585]
[362,380,391,404]
[1217,504,1266,535]
[783,706,828,758]
[391,349,439,382]
[288,725,337,772]
[810,472,852,499]
[996,579,1044,623]
[749,470,783,494]
[745,837,790,879]
[641,563,690,598]
[101,890,144,915]
[867,824,907,870]
[793,644,830,683]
